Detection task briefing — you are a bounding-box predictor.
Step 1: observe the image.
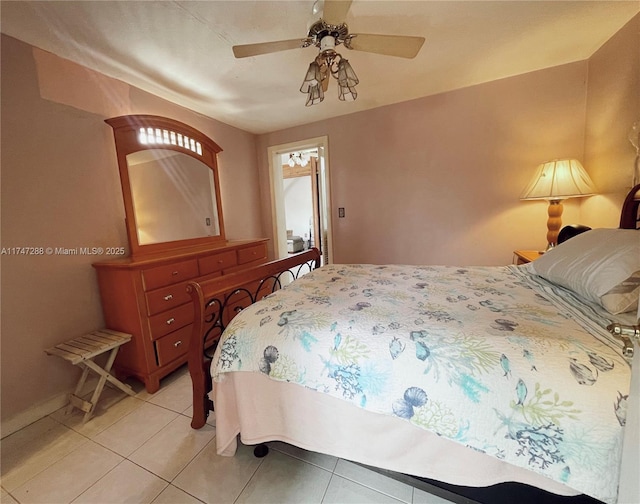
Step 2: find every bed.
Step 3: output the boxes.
[187,184,640,504]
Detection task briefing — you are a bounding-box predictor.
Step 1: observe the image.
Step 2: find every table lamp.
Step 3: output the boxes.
[520,159,596,249]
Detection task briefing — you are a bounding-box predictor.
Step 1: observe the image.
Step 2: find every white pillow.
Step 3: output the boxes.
[600,270,640,314]
[531,228,640,314]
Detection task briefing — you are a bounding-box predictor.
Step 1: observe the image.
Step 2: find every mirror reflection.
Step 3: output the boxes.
[126,149,220,245]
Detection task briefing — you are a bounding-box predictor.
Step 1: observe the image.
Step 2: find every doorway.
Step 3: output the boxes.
[268,137,332,264]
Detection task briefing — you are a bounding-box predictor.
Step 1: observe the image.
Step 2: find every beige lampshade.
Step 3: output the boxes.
[520,159,596,201]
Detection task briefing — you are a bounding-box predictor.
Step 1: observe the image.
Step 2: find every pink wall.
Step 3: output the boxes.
[0,35,263,428]
[582,14,640,227]
[258,62,589,265]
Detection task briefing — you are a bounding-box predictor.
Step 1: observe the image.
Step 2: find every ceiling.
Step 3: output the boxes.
[1,1,638,134]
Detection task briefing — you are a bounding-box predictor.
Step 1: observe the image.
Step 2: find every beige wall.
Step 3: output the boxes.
[0,34,263,430]
[257,14,639,266]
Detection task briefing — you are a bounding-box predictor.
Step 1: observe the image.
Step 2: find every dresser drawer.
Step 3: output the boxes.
[199,250,237,276]
[145,282,192,316]
[237,243,267,265]
[142,260,198,291]
[220,292,254,327]
[155,325,191,366]
[148,303,193,340]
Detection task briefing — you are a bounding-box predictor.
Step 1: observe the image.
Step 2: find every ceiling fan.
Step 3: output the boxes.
[232,0,425,106]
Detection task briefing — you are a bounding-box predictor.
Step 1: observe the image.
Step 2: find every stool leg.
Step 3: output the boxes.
[67,365,90,415]
[82,369,106,423]
[81,347,119,423]
[81,348,136,396]
[101,346,135,396]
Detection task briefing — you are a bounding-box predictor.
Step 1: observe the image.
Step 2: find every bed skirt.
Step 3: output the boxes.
[213,371,578,498]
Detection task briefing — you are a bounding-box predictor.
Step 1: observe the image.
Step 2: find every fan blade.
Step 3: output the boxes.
[346,34,425,59]
[233,39,307,58]
[323,0,352,25]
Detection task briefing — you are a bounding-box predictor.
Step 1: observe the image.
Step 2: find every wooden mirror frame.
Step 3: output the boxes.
[106,115,226,258]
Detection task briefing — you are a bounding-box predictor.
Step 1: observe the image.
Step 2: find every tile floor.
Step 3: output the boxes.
[1,366,454,504]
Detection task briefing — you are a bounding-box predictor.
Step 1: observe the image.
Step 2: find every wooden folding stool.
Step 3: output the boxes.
[45,329,136,423]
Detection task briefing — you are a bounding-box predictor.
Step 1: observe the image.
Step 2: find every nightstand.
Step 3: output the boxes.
[513,250,544,265]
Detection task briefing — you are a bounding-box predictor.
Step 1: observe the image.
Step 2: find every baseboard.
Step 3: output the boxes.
[1,377,99,439]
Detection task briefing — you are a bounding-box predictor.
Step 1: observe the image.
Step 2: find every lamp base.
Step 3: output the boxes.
[546,199,563,248]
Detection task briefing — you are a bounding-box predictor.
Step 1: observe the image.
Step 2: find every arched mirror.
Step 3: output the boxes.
[106,115,225,257]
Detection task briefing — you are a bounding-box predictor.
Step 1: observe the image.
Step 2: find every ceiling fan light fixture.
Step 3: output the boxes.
[232,2,425,107]
[288,151,312,167]
[301,51,358,106]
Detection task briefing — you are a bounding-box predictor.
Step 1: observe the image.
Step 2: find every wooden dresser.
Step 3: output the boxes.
[93,239,268,392]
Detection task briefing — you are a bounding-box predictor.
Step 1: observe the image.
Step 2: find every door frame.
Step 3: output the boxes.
[267,136,333,263]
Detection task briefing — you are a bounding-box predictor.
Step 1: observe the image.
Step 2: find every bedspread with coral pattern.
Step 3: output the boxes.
[212,264,632,503]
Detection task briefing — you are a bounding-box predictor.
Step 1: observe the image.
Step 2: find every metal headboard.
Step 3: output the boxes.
[620,183,640,229]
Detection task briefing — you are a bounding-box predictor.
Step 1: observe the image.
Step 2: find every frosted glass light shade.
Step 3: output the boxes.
[520,159,596,201]
[336,59,358,102]
[300,61,324,107]
[336,59,359,88]
[300,61,322,92]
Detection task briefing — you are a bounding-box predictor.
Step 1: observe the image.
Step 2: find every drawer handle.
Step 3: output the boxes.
[174,340,182,347]
[218,259,224,264]
[164,294,173,301]
[166,318,175,325]
[171,271,179,276]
